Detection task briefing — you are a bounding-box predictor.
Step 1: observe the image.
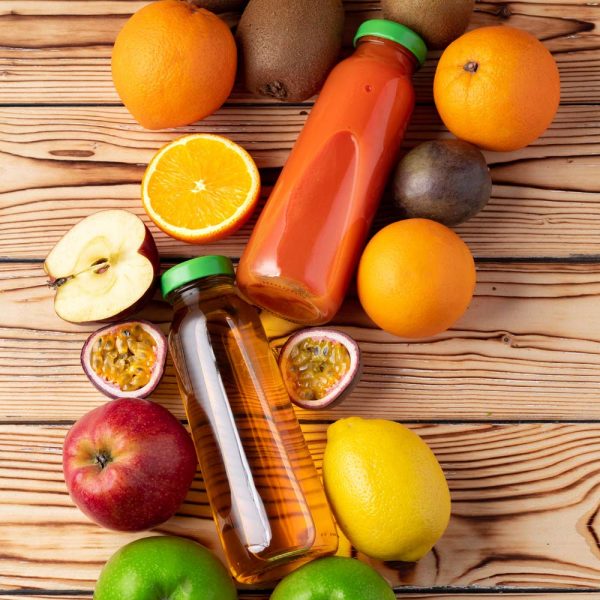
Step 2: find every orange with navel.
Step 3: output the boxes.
[112,0,237,130]
[434,25,560,152]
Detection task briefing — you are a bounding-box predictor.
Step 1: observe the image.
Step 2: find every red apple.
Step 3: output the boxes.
[63,398,197,531]
[44,210,159,323]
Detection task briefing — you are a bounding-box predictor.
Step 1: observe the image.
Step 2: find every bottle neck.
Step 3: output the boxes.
[355,36,418,75]
[167,275,236,311]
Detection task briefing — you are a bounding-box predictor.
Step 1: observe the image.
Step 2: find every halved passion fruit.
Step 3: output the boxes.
[81,321,167,398]
[278,328,361,409]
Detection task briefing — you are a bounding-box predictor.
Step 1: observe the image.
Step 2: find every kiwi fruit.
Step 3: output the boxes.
[382,0,474,49]
[391,140,491,226]
[237,0,344,102]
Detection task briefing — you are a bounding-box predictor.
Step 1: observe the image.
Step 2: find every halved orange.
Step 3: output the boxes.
[142,134,260,243]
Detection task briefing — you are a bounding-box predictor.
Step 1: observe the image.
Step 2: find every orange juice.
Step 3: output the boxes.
[237,20,426,324]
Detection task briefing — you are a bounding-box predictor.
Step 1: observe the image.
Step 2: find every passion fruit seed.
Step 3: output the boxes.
[284,338,351,401]
[90,324,157,392]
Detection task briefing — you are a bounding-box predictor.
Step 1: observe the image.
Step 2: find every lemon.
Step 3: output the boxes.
[323,417,451,562]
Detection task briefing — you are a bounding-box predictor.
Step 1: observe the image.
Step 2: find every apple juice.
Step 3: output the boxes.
[162,256,338,584]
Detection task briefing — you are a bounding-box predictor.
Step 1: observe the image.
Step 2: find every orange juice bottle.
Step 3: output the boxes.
[237,20,426,324]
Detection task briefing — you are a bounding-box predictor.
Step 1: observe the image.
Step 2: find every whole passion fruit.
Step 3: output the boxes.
[278,328,361,409]
[81,321,167,398]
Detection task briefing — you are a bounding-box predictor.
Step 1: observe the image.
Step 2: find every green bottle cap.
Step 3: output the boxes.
[161,255,235,298]
[354,19,427,66]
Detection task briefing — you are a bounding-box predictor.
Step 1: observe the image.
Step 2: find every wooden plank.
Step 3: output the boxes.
[2,0,595,17]
[0,596,266,600]
[0,1,596,598]
[3,423,600,590]
[0,104,598,260]
[350,597,600,600]
[2,262,600,422]
[2,590,598,600]
[0,1,597,104]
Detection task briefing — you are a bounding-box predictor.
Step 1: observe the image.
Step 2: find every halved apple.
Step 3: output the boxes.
[44,210,159,323]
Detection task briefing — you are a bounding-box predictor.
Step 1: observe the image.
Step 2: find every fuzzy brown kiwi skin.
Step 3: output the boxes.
[236,0,345,102]
[382,0,474,49]
[278,329,362,410]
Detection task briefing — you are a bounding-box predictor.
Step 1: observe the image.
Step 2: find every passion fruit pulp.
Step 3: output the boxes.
[278,328,361,409]
[81,321,167,398]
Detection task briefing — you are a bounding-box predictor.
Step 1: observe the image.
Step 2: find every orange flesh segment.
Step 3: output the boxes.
[143,134,259,236]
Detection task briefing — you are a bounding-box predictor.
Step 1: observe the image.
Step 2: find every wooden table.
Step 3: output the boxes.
[1,1,600,598]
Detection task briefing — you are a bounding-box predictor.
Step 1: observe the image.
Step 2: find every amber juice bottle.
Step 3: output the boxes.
[162,256,338,584]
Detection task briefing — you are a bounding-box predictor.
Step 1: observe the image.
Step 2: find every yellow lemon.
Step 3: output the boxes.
[323,417,451,562]
[334,525,353,558]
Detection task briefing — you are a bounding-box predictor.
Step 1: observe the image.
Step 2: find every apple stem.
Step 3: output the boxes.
[95,451,112,470]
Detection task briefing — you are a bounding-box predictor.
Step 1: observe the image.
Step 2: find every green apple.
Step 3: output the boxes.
[94,536,237,600]
[271,557,395,600]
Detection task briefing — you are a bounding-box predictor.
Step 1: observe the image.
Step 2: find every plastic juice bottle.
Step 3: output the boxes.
[237,20,426,324]
[161,256,338,584]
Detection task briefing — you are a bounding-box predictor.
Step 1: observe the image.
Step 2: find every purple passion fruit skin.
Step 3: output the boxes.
[279,328,361,409]
[81,320,167,399]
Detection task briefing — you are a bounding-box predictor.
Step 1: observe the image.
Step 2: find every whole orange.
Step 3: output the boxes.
[357,219,476,338]
[112,0,237,130]
[433,26,560,152]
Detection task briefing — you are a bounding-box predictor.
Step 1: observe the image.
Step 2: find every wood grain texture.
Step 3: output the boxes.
[1,0,599,596]
[2,261,600,422]
[0,104,598,260]
[3,423,600,591]
[0,1,597,104]
[2,596,599,600]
